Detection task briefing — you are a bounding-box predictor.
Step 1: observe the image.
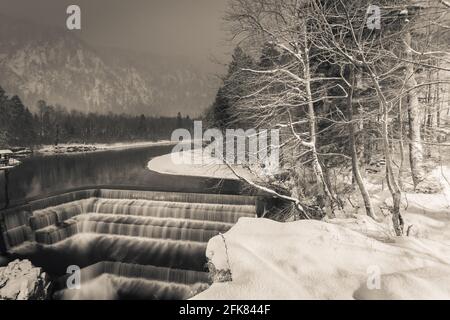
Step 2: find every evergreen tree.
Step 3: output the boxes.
[0,86,6,103]
[0,86,194,146]
[176,112,183,129]
[207,46,255,129]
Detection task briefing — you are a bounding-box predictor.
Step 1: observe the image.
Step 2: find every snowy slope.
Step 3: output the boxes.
[194,166,450,300]
[194,217,450,300]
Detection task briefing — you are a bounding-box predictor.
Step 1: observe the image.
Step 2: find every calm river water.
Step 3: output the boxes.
[0,144,241,207]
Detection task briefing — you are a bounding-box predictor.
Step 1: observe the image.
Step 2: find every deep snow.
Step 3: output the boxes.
[194,214,450,299]
[193,166,450,300]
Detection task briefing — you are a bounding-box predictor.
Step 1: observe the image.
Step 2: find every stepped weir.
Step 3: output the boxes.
[0,188,258,299]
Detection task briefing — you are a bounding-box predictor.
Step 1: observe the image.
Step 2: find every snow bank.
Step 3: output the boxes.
[194,218,450,300]
[400,166,450,243]
[38,140,176,156]
[148,149,255,180]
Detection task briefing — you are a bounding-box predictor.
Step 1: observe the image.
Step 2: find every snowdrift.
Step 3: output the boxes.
[194,217,450,300]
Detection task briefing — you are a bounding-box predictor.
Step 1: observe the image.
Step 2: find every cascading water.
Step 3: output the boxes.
[0,189,256,300]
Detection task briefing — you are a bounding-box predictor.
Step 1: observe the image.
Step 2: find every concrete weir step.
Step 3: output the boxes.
[13,233,210,274]
[28,198,256,231]
[55,273,210,300]
[57,261,211,288]
[34,215,235,245]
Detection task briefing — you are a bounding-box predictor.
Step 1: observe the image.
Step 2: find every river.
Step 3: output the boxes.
[0,144,242,208]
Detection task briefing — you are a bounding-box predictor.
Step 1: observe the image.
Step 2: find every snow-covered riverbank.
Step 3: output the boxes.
[36,140,177,156]
[147,149,253,180]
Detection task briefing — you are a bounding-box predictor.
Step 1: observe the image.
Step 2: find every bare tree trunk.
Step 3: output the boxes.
[381,102,403,236]
[405,32,424,189]
[436,72,441,128]
[398,99,406,190]
[362,59,403,235]
[348,68,376,219]
[357,104,366,179]
[303,26,337,217]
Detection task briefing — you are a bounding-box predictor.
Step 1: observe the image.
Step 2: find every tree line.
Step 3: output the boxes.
[0,85,193,148]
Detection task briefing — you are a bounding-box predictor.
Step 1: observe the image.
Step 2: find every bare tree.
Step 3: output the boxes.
[218,0,449,231]
[224,0,348,217]
[309,0,450,234]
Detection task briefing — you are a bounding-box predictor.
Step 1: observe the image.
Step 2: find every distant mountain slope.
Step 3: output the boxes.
[0,15,219,117]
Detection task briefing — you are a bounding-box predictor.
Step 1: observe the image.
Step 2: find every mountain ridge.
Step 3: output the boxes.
[0,14,219,117]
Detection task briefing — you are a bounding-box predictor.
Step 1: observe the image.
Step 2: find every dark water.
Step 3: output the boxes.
[0,145,241,207]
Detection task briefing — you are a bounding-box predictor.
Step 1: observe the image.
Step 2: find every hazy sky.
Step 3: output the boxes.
[0,0,232,64]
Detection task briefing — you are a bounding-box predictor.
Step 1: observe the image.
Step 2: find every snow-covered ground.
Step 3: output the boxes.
[148,149,252,180]
[193,166,450,300]
[194,216,450,300]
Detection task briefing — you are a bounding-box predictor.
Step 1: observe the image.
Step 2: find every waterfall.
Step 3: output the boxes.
[5,225,33,247]
[89,198,255,223]
[98,189,255,206]
[1,188,257,300]
[65,261,212,285]
[55,273,210,300]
